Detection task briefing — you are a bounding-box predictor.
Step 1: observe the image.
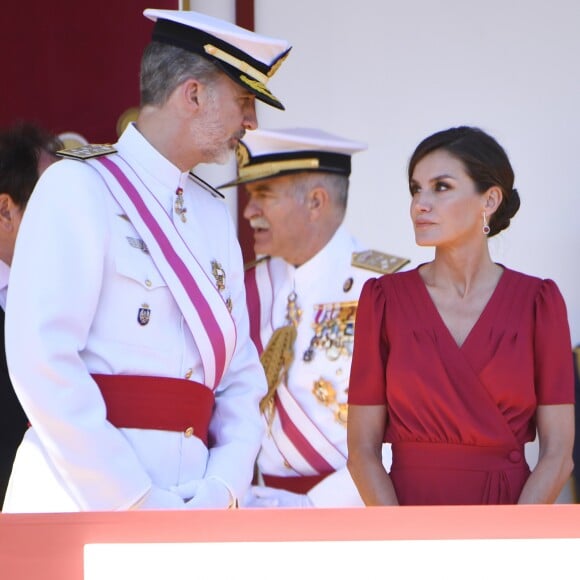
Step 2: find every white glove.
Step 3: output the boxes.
[133,486,186,510]
[170,477,234,509]
[242,485,313,508]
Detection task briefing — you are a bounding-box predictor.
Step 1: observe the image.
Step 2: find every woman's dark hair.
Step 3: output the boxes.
[408,126,520,237]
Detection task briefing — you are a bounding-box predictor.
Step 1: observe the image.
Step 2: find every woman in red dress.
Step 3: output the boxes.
[347,127,575,505]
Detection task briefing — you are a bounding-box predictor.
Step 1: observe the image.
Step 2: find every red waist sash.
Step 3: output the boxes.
[262,472,333,494]
[92,374,214,446]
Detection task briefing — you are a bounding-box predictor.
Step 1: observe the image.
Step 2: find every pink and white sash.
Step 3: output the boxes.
[245,260,345,475]
[88,154,236,390]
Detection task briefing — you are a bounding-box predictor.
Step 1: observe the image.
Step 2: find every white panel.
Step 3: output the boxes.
[85,538,580,580]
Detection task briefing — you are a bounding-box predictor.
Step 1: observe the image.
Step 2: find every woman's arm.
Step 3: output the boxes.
[347,404,399,505]
[518,404,574,504]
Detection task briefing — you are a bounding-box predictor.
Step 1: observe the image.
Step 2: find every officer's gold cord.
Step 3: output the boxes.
[259,323,297,418]
[259,291,301,422]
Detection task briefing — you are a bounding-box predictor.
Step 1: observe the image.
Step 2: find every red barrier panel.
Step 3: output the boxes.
[2,505,580,579]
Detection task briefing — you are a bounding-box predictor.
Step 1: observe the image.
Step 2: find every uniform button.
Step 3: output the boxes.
[184,427,194,438]
[283,460,291,469]
[145,279,152,288]
[184,368,193,379]
[508,450,522,463]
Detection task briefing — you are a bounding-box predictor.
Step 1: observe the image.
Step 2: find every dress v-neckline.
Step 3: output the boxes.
[413,265,507,350]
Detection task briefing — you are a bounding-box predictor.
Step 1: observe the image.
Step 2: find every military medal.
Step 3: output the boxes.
[137,303,151,326]
[211,260,232,311]
[211,260,226,291]
[303,301,357,362]
[174,186,187,222]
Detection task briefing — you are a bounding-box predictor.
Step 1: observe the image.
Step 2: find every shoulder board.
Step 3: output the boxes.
[188,171,225,199]
[351,250,410,274]
[244,255,270,272]
[56,144,117,160]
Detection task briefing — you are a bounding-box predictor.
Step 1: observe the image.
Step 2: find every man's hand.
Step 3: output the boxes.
[242,485,313,508]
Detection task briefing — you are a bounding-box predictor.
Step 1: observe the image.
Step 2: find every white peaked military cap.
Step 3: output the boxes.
[219,128,368,187]
[144,8,291,110]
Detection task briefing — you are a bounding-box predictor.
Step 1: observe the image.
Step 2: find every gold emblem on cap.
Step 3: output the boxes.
[239,74,276,100]
[351,250,410,275]
[343,277,353,292]
[267,50,290,78]
[239,158,319,182]
[204,44,269,85]
[236,141,250,169]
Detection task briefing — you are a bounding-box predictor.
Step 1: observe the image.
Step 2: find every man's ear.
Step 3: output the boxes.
[307,187,328,219]
[180,78,201,111]
[0,194,14,229]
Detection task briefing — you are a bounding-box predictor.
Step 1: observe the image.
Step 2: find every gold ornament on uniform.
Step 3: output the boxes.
[312,378,348,426]
[57,143,117,160]
[259,291,301,422]
[351,250,410,274]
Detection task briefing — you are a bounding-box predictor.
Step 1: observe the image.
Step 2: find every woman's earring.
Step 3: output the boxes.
[482,212,490,236]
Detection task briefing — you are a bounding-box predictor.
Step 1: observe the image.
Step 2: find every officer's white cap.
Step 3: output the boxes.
[219,128,367,187]
[144,9,291,110]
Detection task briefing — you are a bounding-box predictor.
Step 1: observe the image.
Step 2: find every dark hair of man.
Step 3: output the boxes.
[407,126,521,237]
[0,122,62,210]
[140,42,222,107]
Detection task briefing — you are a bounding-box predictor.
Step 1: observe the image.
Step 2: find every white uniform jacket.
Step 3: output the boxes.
[245,226,392,507]
[3,124,267,512]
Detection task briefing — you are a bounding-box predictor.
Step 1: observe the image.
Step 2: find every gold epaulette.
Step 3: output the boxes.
[351,250,410,274]
[57,144,117,160]
[244,255,270,272]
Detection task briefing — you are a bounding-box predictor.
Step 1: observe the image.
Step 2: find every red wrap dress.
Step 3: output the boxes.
[348,266,574,505]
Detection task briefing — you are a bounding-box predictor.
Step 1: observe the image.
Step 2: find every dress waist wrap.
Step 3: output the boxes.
[92,374,214,446]
[391,441,526,471]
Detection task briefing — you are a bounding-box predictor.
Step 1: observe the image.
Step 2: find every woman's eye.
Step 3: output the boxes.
[434,181,450,192]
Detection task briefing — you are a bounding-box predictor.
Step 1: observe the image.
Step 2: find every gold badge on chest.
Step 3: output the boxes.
[312,378,348,426]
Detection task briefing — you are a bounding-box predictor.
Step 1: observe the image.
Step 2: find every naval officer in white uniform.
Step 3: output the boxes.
[220,128,408,507]
[3,9,291,512]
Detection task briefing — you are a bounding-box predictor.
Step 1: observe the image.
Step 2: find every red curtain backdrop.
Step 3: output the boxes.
[235,0,256,263]
[0,1,176,143]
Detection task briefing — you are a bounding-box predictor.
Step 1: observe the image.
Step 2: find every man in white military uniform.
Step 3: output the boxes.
[220,128,408,507]
[3,10,291,512]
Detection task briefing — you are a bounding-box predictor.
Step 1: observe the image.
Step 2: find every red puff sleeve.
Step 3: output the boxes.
[534,279,575,405]
[347,277,389,405]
